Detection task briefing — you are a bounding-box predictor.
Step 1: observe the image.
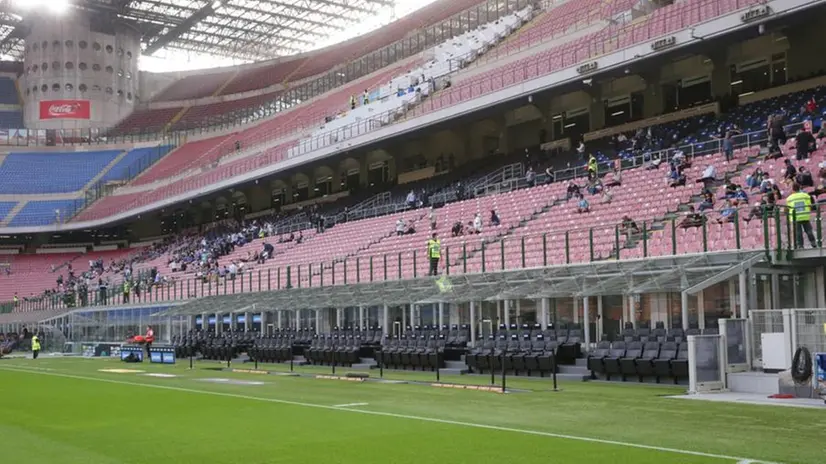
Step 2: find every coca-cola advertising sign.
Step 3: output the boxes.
[39,100,91,120]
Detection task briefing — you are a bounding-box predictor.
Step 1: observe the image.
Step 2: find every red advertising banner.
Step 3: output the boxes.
[39,100,91,120]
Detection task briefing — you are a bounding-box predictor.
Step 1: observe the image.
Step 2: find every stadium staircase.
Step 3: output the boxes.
[163,70,242,133]
[80,150,129,191]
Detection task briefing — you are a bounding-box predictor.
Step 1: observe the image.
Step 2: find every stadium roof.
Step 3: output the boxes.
[0,0,397,63]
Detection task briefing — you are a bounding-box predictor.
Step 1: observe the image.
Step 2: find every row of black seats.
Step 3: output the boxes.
[466,333,557,376]
[304,335,362,366]
[248,336,294,363]
[377,334,446,371]
[616,322,717,344]
[587,340,688,383]
[475,325,583,364]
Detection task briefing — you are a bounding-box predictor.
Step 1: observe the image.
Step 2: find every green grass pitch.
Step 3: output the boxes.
[0,357,821,464]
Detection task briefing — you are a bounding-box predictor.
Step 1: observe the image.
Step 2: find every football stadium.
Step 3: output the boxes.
[1,0,826,462]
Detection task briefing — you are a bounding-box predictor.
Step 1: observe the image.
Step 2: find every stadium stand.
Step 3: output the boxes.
[97,145,175,184]
[0,110,23,128]
[112,107,182,135]
[0,201,15,222]
[151,70,236,102]
[0,150,123,194]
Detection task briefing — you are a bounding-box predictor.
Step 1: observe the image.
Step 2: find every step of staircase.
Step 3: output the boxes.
[444,360,467,369]
[439,367,469,375]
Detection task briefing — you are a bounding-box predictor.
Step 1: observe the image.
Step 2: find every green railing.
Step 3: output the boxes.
[6,203,822,315]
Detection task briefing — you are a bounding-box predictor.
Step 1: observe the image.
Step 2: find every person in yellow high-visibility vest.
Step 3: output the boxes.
[587,153,597,177]
[31,334,41,360]
[427,233,441,276]
[786,183,817,248]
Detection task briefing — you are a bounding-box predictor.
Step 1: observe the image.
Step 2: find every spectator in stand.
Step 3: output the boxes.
[473,213,483,234]
[818,123,826,146]
[587,176,603,195]
[525,167,536,187]
[544,166,555,184]
[716,199,738,224]
[767,111,787,158]
[605,166,622,187]
[796,166,814,188]
[262,242,274,261]
[619,215,640,242]
[698,190,714,212]
[577,194,590,214]
[601,186,613,204]
[746,167,765,190]
[406,190,417,208]
[803,95,817,115]
[744,201,767,223]
[396,218,406,236]
[795,128,816,161]
[576,140,586,159]
[783,159,797,185]
[733,186,749,205]
[566,182,581,200]
[721,124,741,161]
[669,169,686,188]
[451,221,464,237]
[429,207,437,230]
[680,206,705,228]
[490,209,500,226]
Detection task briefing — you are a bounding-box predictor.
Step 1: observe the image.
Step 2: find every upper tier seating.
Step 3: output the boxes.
[98,145,175,184]
[0,111,23,128]
[219,0,486,96]
[0,77,18,105]
[112,107,182,135]
[151,70,235,102]
[171,91,282,130]
[0,150,122,194]
[9,200,84,227]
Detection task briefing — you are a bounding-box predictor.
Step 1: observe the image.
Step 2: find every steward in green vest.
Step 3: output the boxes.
[427,233,441,276]
[31,334,41,359]
[786,183,817,248]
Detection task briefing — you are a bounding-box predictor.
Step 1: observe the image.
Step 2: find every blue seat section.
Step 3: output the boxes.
[0,77,18,105]
[0,202,16,222]
[0,111,23,128]
[98,145,174,183]
[0,150,122,194]
[8,200,83,227]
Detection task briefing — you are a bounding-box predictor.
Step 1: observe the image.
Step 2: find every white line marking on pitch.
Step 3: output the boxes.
[0,366,781,464]
[333,402,369,408]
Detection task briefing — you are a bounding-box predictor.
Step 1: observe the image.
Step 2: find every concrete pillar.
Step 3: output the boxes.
[336,308,342,328]
[573,297,580,324]
[738,272,748,319]
[215,313,221,334]
[681,291,689,330]
[438,302,445,328]
[629,295,637,328]
[817,267,826,308]
[359,306,365,329]
[582,297,591,352]
[728,278,737,319]
[314,309,319,332]
[540,298,549,330]
[504,300,511,326]
[450,303,460,326]
[244,312,250,332]
[277,310,282,329]
[597,296,604,341]
[515,299,521,325]
[382,305,389,337]
[697,290,705,330]
[470,301,477,344]
[771,274,780,310]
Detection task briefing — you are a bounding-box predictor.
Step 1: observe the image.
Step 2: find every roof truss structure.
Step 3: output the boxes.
[154,251,768,317]
[0,0,395,62]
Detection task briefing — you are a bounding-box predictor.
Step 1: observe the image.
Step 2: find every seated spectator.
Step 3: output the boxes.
[490,209,500,226]
[587,176,603,195]
[716,199,738,224]
[783,159,797,184]
[429,207,437,230]
[473,213,483,234]
[746,167,765,190]
[796,166,814,188]
[605,167,622,187]
[566,182,580,199]
[262,242,274,261]
[733,186,749,205]
[698,190,714,212]
[406,190,417,208]
[577,195,590,213]
[795,129,816,161]
[744,201,766,222]
[669,167,686,188]
[818,123,826,142]
[760,176,775,194]
[451,221,464,237]
[619,215,640,235]
[396,218,406,236]
[601,187,613,204]
[680,206,705,228]
[525,167,536,187]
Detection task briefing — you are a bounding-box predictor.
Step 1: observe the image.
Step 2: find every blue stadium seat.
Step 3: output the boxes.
[0,150,122,194]
[8,200,83,227]
[97,145,174,184]
[0,77,18,105]
[0,201,16,222]
[0,111,23,128]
